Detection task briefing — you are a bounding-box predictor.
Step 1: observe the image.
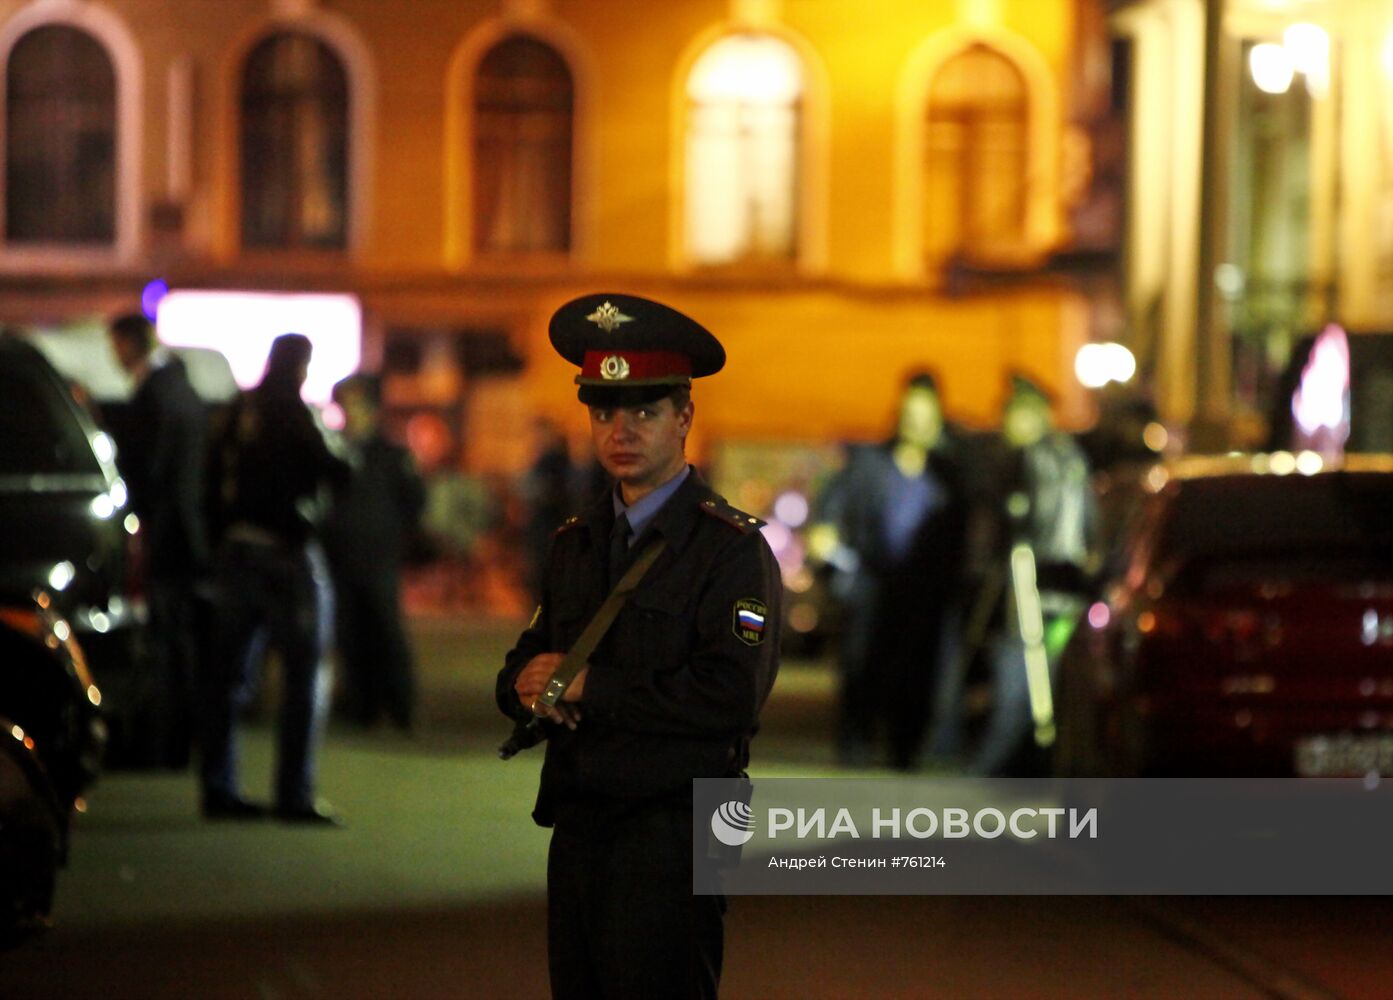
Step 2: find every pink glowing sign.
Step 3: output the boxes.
[1291,323,1350,456]
[155,290,362,406]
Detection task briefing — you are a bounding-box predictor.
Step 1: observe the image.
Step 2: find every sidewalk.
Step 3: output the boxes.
[7,615,1353,1000]
[8,725,1278,1000]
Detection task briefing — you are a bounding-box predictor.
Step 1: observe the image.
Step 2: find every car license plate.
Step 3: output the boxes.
[1294,734,1393,777]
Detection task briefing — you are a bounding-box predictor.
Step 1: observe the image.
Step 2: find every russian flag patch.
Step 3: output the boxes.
[733,598,768,646]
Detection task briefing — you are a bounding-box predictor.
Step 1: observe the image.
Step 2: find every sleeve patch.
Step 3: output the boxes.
[733,598,768,646]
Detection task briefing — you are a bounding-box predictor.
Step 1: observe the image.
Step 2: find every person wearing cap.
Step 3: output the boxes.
[969,374,1097,776]
[496,293,781,999]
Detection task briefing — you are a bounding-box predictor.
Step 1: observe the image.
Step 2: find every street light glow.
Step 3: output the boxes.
[1283,23,1329,78]
[1074,342,1137,389]
[1250,43,1294,95]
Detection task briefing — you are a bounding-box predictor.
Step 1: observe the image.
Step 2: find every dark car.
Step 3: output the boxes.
[0,333,147,763]
[1,592,105,932]
[1054,454,1393,777]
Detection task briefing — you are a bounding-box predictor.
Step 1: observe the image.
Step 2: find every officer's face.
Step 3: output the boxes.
[589,396,693,498]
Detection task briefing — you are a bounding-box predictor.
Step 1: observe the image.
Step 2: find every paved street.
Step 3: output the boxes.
[5,618,1392,998]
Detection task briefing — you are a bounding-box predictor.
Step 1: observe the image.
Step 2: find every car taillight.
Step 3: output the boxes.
[1136,607,1186,638]
[1204,609,1260,645]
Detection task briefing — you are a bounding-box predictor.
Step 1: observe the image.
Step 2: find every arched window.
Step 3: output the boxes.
[473,35,573,255]
[924,44,1027,263]
[5,25,116,244]
[685,34,802,266]
[240,32,348,250]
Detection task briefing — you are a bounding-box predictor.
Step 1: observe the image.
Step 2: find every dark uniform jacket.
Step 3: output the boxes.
[496,468,781,830]
[121,357,209,580]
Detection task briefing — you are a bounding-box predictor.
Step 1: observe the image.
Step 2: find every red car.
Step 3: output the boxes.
[1054,454,1393,777]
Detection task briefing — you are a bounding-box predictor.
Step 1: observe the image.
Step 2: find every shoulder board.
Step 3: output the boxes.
[698,497,764,533]
[553,515,583,537]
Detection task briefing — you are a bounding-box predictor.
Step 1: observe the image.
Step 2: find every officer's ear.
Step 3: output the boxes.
[673,394,694,437]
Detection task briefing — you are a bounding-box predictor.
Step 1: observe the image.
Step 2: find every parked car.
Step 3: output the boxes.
[0,333,146,764]
[1054,453,1393,777]
[0,591,105,934]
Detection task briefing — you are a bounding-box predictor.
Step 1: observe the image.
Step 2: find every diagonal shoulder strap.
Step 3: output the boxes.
[535,536,667,710]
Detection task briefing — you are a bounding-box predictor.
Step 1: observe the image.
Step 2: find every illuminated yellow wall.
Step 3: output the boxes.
[0,0,1091,473]
[500,282,1084,475]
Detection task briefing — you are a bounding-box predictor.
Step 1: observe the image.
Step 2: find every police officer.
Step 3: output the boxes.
[497,293,781,999]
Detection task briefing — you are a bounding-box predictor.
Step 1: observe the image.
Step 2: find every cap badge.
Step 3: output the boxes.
[600,355,631,380]
[586,301,634,333]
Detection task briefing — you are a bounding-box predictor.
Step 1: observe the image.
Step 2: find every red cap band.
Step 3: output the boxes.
[580,350,693,383]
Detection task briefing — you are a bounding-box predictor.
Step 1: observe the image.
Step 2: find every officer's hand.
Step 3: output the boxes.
[514,653,582,730]
[515,653,563,703]
[561,668,587,703]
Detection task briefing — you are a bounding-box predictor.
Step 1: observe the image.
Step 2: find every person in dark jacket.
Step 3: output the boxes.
[810,372,969,769]
[107,312,209,768]
[969,375,1097,776]
[497,293,781,1000]
[323,374,425,731]
[522,417,576,606]
[201,333,351,824]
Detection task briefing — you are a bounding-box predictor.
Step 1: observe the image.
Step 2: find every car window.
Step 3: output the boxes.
[1165,475,1392,548]
[1156,474,1393,588]
[0,366,102,476]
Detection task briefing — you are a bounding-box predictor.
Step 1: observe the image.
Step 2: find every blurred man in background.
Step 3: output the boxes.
[202,333,350,824]
[522,417,576,606]
[323,374,425,732]
[970,375,1097,776]
[811,371,968,769]
[107,312,208,769]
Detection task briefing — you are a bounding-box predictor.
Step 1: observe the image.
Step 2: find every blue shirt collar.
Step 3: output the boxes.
[612,465,691,545]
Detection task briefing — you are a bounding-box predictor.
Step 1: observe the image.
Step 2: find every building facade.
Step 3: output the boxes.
[0,0,1106,473]
[1113,0,1393,447]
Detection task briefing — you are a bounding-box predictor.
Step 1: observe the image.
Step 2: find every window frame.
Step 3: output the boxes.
[470,32,576,258]
[237,30,351,253]
[681,31,806,271]
[923,42,1030,266]
[0,0,143,270]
